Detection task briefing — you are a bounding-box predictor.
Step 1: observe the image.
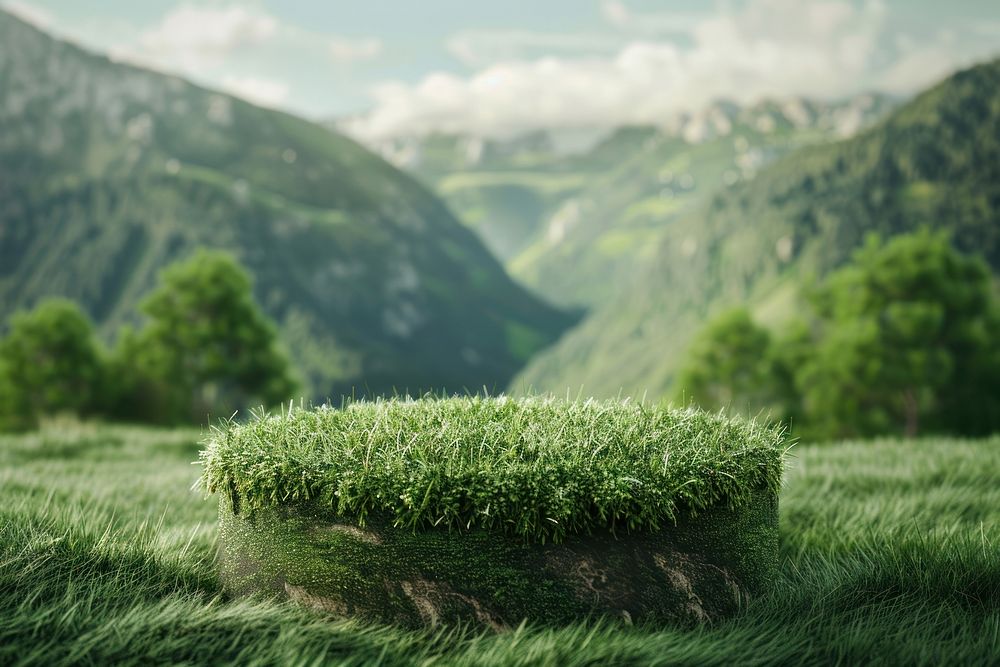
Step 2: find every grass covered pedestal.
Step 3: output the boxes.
[203,398,784,629]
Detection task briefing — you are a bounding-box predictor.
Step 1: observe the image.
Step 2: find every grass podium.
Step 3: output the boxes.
[202,398,785,629]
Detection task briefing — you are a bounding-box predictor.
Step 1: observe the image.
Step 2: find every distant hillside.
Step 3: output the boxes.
[0,11,574,399]
[351,128,611,264]
[515,59,1000,398]
[361,95,895,307]
[507,95,896,308]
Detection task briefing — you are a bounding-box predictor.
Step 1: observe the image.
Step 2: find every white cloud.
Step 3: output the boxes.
[970,21,1000,37]
[601,1,630,27]
[2,0,54,28]
[446,30,622,67]
[601,0,706,36]
[94,3,382,113]
[346,0,993,141]
[221,75,290,107]
[348,0,887,139]
[329,36,382,64]
[877,49,950,93]
[130,4,278,72]
[113,5,383,74]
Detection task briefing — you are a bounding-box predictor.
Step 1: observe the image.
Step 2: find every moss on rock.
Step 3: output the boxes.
[218,489,778,628]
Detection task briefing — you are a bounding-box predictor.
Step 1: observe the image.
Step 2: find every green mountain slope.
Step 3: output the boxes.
[369,96,894,308]
[510,97,899,308]
[0,11,574,399]
[515,59,1000,398]
[361,129,609,264]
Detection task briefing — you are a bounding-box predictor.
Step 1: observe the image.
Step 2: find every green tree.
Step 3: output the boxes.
[675,308,789,418]
[0,299,105,430]
[799,231,1000,439]
[122,250,297,424]
[104,325,175,425]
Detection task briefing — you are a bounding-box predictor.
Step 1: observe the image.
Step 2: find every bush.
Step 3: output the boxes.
[0,252,298,430]
[677,231,1000,439]
[798,231,1000,438]
[674,308,792,419]
[0,299,105,430]
[112,250,297,424]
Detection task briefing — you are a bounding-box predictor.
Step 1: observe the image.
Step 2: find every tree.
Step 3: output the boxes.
[674,308,789,418]
[798,231,1000,439]
[673,231,1000,440]
[123,250,297,424]
[104,325,176,425]
[0,299,105,430]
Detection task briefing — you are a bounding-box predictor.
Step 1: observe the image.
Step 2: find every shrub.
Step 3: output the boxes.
[122,250,297,424]
[677,231,1000,439]
[674,308,791,419]
[799,231,1000,438]
[0,299,105,430]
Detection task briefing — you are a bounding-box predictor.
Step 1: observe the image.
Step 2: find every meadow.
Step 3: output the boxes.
[0,422,997,666]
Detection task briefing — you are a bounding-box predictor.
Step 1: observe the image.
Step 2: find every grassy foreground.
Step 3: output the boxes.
[1,423,998,666]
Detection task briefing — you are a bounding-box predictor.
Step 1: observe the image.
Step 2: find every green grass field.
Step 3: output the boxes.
[1,423,998,666]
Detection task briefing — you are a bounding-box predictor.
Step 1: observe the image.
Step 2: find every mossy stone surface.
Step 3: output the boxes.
[218,488,778,629]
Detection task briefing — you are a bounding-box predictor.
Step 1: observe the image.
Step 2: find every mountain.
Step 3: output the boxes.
[351,128,611,264]
[0,11,574,399]
[359,95,895,308]
[514,59,1000,398]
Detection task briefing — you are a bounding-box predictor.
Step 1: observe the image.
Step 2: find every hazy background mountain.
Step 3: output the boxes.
[0,10,574,400]
[345,94,896,310]
[513,59,1000,398]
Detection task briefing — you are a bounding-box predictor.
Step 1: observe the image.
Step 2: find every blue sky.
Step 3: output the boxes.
[5,0,1000,139]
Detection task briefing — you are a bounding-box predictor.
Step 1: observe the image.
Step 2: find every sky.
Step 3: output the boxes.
[4,0,1000,140]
